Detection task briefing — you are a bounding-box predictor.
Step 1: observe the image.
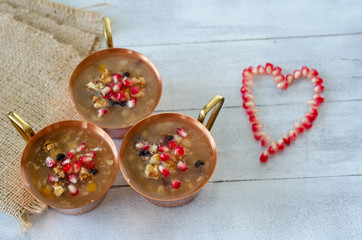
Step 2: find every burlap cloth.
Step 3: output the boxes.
[0,0,103,233]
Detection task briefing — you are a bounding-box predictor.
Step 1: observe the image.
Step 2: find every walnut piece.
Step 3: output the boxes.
[53,186,65,197]
[145,164,160,179]
[92,96,109,109]
[86,79,105,91]
[43,139,55,153]
[53,165,65,179]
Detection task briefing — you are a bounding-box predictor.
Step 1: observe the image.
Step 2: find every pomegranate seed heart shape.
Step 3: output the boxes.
[240,63,325,163]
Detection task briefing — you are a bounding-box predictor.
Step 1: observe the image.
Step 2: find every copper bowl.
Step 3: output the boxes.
[69,17,162,138]
[8,112,119,215]
[119,95,224,207]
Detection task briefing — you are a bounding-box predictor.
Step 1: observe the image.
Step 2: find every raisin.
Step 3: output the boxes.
[139,150,151,157]
[119,101,126,107]
[195,160,205,168]
[123,72,130,77]
[165,135,174,142]
[90,169,98,175]
[110,101,118,106]
[56,153,66,162]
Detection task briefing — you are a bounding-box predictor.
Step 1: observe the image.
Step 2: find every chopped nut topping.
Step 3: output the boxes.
[53,185,65,197]
[133,77,146,87]
[93,96,109,109]
[53,165,65,178]
[43,139,55,153]
[86,79,105,91]
[145,164,160,179]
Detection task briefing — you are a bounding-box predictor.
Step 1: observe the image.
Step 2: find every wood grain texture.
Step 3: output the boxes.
[2,0,361,239]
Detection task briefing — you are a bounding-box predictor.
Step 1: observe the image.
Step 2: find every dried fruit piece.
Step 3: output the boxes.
[68,185,79,196]
[165,135,174,142]
[48,174,59,183]
[195,160,205,168]
[90,169,98,175]
[172,179,181,189]
[45,157,57,168]
[53,186,65,197]
[56,153,66,162]
[177,161,188,171]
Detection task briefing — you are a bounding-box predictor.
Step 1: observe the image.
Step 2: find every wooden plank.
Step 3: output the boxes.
[60,0,362,46]
[7,176,362,239]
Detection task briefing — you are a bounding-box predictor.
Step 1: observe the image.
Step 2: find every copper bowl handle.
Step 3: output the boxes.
[103,17,113,49]
[8,112,35,143]
[197,95,225,131]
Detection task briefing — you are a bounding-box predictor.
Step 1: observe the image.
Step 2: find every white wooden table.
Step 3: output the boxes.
[2,0,362,239]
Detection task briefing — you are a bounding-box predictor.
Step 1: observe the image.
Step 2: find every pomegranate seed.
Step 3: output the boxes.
[131,86,140,95]
[242,78,254,88]
[249,66,258,75]
[257,65,265,75]
[308,69,319,79]
[309,107,319,117]
[265,63,274,74]
[312,77,323,85]
[159,165,170,177]
[286,74,293,85]
[168,140,177,149]
[242,69,253,80]
[254,131,266,141]
[282,134,290,145]
[113,73,122,83]
[294,122,304,134]
[87,161,95,169]
[73,161,82,174]
[301,66,310,76]
[79,155,93,164]
[85,151,96,159]
[67,150,75,160]
[288,130,297,141]
[176,128,188,137]
[301,117,313,130]
[174,145,185,156]
[61,158,72,166]
[242,93,254,101]
[252,123,263,132]
[313,94,324,104]
[136,141,150,151]
[63,163,72,174]
[158,145,170,152]
[277,81,288,90]
[122,78,134,88]
[116,91,126,102]
[109,92,117,102]
[67,174,77,184]
[305,113,316,122]
[276,139,285,151]
[68,184,79,196]
[101,86,112,95]
[127,98,137,108]
[77,142,87,153]
[45,156,57,168]
[101,94,110,100]
[160,153,170,161]
[249,115,259,124]
[243,101,255,109]
[48,174,59,183]
[112,82,123,93]
[268,142,277,154]
[307,99,320,108]
[314,85,324,93]
[240,86,251,94]
[272,66,282,76]
[261,136,271,147]
[246,107,258,116]
[108,83,115,89]
[293,70,302,79]
[177,161,188,171]
[260,150,269,163]
[97,108,108,117]
[172,179,181,189]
